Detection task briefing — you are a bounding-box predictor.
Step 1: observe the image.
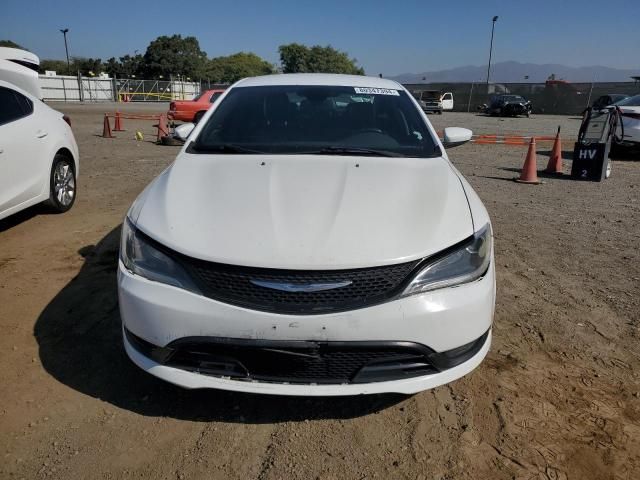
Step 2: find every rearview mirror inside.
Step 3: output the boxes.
[443,127,472,148]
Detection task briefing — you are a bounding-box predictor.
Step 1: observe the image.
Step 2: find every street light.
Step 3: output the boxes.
[59,28,70,75]
[485,16,498,85]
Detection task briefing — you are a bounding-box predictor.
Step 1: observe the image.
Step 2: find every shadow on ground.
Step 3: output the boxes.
[538,149,574,160]
[34,226,406,423]
[0,204,47,233]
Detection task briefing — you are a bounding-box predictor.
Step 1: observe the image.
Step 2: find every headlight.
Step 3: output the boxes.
[402,224,492,296]
[120,218,201,294]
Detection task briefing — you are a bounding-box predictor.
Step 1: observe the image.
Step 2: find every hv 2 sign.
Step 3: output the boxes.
[571,143,609,182]
[578,149,597,160]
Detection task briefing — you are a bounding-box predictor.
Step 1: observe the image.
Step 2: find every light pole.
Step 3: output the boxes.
[60,28,70,74]
[485,16,498,85]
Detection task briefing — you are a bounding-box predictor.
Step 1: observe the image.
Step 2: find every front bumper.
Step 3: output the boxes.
[118,259,495,395]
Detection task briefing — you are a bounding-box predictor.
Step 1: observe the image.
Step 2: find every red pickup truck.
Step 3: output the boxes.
[168,89,225,123]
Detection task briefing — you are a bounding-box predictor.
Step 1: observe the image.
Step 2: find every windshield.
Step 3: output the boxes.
[421,91,440,100]
[615,94,640,107]
[194,85,439,158]
[192,92,204,102]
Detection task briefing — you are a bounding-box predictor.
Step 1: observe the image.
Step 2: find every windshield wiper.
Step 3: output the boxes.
[303,146,404,157]
[190,143,266,154]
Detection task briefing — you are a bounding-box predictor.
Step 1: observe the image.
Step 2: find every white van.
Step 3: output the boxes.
[0,47,42,99]
[418,90,454,114]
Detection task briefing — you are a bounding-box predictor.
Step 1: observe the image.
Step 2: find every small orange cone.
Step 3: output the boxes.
[544,126,563,174]
[102,114,114,138]
[515,137,541,184]
[156,114,169,142]
[113,111,125,131]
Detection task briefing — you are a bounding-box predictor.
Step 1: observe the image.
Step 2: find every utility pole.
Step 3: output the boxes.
[60,28,70,74]
[486,16,498,85]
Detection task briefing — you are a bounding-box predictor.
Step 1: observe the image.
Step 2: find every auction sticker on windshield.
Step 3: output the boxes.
[354,87,400,96]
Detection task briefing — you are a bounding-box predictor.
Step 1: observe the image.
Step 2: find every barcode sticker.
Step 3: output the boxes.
[354,87,400,96]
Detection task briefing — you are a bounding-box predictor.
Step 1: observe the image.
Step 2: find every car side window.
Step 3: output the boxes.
[210,92,222,103]
[0,87,33,126]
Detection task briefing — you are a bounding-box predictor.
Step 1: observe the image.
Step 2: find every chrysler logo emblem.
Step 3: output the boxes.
[249,279,353,293]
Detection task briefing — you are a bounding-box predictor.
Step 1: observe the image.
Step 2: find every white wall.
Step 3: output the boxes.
[38,75,200,102]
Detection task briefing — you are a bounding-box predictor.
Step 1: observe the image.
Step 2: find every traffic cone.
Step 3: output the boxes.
[544,126,563,174]
[514,137,541,184]
[102,114,114,138]
[156,114,169,142]
[113,111,125,131]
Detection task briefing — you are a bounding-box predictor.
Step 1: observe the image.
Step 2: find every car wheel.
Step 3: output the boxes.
[194,111,205,123]
[44,154,76,213]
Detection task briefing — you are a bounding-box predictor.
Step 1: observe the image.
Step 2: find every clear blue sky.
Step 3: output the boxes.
[2,0,638,75]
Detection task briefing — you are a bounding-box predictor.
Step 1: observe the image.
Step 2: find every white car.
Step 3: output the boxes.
[615,94,640,148]
[0,47,42,99]
[0,80,79,221]
[118,74,495,396]
[417,90,454,114]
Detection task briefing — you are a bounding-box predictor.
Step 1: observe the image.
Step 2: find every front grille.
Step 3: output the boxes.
[180,258,421,314]
[165,338,436,384]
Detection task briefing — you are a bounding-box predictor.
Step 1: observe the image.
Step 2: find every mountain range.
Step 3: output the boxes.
[392,61,639,84]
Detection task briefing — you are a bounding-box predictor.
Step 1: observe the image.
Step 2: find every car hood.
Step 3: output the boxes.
[134,153,474,269]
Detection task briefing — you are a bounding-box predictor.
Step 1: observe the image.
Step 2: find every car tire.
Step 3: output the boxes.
[194,111,205,123]
[44,154,76,213]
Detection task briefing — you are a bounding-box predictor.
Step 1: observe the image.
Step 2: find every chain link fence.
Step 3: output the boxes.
[39,74,640,114]
[405,82,640,115]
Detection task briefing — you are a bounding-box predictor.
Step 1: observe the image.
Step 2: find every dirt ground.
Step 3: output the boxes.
[1,104,639,480]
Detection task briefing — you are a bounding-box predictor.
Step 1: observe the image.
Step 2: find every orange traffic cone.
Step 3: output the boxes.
[544,126,563,174]
[102,114,114,138]
[113,111,125,131]
[156,114,169,142]
[515,137,541,184]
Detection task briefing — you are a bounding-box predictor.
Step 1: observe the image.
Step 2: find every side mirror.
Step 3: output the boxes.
[174,123,195,140]
[443,127,472,148]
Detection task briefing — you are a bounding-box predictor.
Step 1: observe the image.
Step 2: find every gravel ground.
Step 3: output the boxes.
[1,104,639,480]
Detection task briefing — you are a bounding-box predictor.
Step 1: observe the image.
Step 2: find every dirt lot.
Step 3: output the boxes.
[1,104,639,480]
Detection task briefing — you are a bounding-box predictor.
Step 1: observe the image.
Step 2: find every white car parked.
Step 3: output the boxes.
[615,94,640,148]
[119,74,495,396]
[0,47,42,99]
[0,80,79,221]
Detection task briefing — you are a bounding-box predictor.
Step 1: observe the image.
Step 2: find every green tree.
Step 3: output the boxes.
[278,43,309,73]
[39,59,68,74]
[142,35,207,79]
[40,57,103,76]
[279,43,364,75]
[205,52,274,83]
[104,57,122,77]
[105,54,144,78]
[0,40,25,49]
[72,57,103,76]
